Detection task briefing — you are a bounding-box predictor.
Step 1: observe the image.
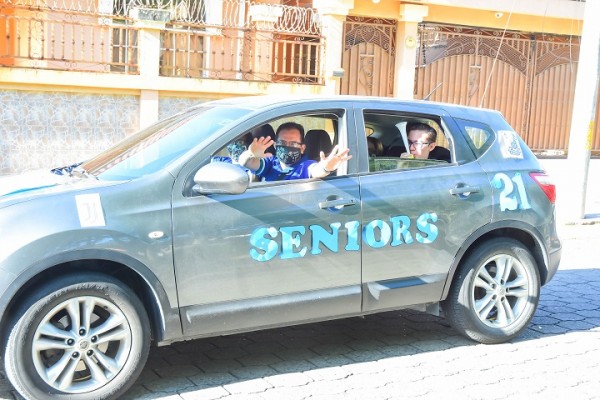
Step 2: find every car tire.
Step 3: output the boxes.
[442,238,540,344]
[3,273,150,400]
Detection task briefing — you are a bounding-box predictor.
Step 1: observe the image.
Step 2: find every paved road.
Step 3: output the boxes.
[130,225,600,400]
[1,161,599,400]
[1,227,598,400]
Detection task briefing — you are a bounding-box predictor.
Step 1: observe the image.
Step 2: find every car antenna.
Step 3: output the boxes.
[423,82,443,101]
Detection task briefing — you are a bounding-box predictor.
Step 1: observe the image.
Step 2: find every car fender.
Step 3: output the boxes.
[0,244,181,344]
[440,219,552,300]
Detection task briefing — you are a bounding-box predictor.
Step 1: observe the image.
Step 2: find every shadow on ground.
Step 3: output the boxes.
[1,229,597,400]
[116,267,600,399]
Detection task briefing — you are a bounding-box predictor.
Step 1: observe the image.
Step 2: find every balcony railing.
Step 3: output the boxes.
[0,5,139,73]
[0,1,324,84]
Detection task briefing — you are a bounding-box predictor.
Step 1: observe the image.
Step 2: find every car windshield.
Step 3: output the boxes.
[81,105,251,180]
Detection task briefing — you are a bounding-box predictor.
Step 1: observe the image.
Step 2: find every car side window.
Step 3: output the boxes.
[272,114,337,162]
[454,118,495,158]
[210,111,345,185]
[363,111,452,173]
[212,132,254,165]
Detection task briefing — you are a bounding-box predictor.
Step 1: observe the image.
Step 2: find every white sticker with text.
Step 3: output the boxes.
[498,130,524,159]
[76,193,106,227]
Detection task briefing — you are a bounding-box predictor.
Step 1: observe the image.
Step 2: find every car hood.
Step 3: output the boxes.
[0,170,120,207]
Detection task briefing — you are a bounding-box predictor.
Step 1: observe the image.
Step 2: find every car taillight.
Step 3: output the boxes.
[530,172,556,204]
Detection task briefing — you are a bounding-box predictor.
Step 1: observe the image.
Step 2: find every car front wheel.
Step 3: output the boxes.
[3,273,150,400]
[442,238,541,344]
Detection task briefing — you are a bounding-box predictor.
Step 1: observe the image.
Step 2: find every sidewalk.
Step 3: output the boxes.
[539,158,600,223]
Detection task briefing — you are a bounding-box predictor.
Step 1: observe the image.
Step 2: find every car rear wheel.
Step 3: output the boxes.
[442,238,540,344]
[3,273,150,400]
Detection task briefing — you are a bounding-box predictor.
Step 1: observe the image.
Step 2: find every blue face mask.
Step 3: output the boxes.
[276,145,302,165]
[226,140,247,163]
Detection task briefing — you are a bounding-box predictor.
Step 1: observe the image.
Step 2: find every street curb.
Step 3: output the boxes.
[562,216,600,225]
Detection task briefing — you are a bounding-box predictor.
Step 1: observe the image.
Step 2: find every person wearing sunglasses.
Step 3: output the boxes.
[240,121,351,181]
[401,122,438,160]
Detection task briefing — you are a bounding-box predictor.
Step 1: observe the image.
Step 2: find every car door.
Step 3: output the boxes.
[171,104,362,337]
[354,104,493,312]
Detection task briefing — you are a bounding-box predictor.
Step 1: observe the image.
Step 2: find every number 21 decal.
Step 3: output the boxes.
[491,172,531,211]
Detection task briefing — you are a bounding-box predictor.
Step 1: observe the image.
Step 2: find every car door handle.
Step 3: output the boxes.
[318,198,357,209]
[449,185,481,196]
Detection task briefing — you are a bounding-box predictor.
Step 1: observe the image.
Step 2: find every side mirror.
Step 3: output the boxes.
[193,162,250,195]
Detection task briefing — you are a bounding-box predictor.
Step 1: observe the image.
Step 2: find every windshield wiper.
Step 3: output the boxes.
[51,162,97,179]
[51,162,82,176]
[71,165,97,179]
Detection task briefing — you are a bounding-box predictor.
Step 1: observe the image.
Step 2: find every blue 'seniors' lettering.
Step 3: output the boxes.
[249,227,279,262]
[363,220,391,248]
[280,225,307,259]
[416,212,438,244]
[390,215,413,245]
[344,221,360,251]
[310,223,341,255]
[250,212,440,262]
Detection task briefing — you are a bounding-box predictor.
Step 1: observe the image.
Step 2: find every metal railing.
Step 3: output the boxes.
[160,25,322,83]
[0,5,139,73]
[0,1,324,83]
[159,1,323,83]
[120,0,321,34]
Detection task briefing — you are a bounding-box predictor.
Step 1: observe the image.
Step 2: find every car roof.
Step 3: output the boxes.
[207,95,504,121]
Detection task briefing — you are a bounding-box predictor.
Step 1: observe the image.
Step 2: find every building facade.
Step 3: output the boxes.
[0,0,596,174]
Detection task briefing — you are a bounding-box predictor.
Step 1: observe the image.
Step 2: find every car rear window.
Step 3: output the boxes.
[454,118,495,158]
[363,112,452,172]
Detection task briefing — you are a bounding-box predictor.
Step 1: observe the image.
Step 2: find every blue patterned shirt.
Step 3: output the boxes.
[255,156,316,181]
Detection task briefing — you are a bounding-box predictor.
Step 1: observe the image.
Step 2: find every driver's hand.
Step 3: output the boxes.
[249,136,275,158]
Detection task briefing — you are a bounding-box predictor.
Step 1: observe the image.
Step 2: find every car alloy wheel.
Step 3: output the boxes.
[471,253,531,329]
[31,296,132,393]
[4,274,150,400]
[442,238,540,344]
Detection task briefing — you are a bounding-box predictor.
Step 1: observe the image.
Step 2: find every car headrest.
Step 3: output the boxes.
[304,129,333,161]
[429,146,451,162]
[367,136,384,156]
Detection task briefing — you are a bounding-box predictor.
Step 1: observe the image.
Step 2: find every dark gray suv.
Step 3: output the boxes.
[0,96,561,400]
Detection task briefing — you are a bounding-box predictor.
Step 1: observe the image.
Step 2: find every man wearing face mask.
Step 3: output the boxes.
[240,122,351,181]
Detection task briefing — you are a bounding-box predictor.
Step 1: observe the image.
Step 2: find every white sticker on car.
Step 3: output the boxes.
[75,193,106,227]
[492,172,531,211]
[498,130,524,159]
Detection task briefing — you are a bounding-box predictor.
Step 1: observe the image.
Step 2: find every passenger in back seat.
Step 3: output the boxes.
[211,132,252,164]
[367,136,383,157]
[401,122,450,162]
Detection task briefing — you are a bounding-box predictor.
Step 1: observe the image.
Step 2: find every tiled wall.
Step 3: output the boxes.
[158,97,208,120]
[0,91,211,176]
[0,90,139,175]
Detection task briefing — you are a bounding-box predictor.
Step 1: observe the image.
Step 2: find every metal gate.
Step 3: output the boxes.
[415,23,600,154]
[341,17,396,97]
